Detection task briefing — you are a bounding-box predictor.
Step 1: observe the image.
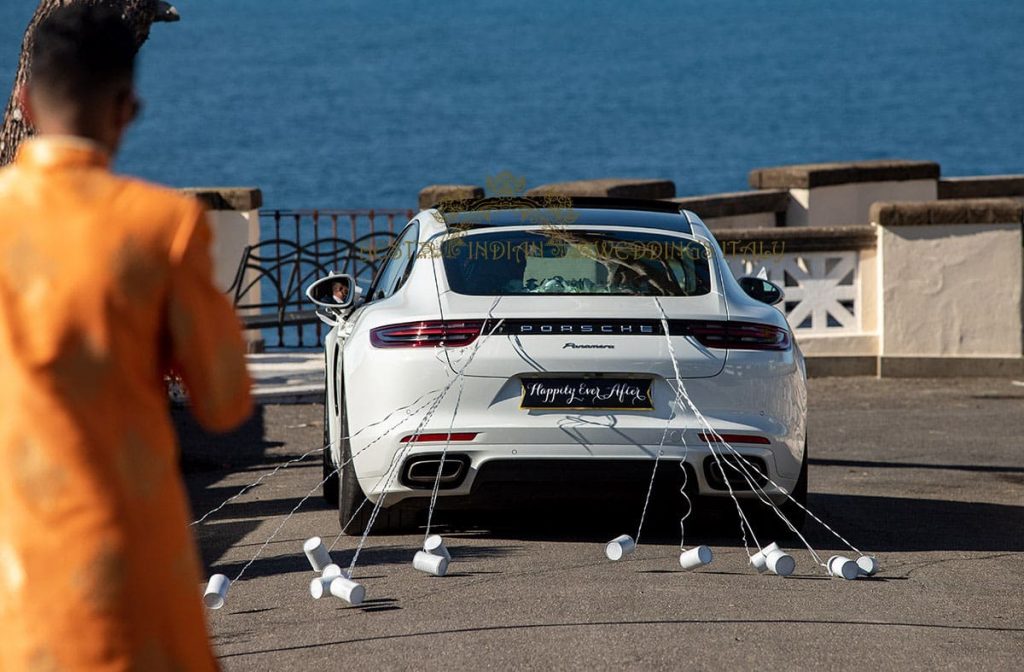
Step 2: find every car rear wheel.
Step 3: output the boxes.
[321,393,339,506]
[779,440,808,530]
[754,439,808,538]
[337,382,419,535]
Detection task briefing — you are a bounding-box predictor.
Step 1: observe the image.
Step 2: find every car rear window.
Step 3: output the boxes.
[440,229,712,296]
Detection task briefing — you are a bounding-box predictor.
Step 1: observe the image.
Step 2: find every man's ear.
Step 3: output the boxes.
[16,85,35,126]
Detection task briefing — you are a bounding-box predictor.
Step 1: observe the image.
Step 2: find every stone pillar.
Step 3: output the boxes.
[671,189,789,229]
[181,187,263,351]
[181,187,262,291]
[873,198,1024,376]
[419,185,484,210]
[749,160,939,227]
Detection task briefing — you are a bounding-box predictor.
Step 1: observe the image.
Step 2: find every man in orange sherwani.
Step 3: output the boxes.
[0,6,251,670]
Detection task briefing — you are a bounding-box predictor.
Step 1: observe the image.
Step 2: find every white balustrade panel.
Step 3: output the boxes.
[725,251,860,334]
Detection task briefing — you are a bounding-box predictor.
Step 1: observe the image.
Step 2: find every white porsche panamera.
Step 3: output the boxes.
[306,198,807,534]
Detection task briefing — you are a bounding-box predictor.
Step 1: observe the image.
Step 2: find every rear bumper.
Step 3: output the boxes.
[342,349,807,508]
[357,441,800,507]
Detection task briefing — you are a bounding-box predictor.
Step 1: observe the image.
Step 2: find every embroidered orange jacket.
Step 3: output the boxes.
[0,137,252,671]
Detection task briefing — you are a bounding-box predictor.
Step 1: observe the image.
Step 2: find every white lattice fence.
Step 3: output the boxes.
[727,251,860,334]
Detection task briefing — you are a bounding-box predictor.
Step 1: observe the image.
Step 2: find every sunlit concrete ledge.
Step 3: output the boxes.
[247,352,324,404]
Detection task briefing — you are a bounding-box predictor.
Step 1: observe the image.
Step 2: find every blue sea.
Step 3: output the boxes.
[1,0,1021,210]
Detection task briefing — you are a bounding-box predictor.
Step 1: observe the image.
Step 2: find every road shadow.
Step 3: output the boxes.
[206,549,312,580]
[175,405,299,568]
[209,491,334,521]
[175,405,280,474]
[207,542,515,580]
[438,496,726,545]
[806,492,1024,553]
[432,491,1024,553]
[195,519,267,571]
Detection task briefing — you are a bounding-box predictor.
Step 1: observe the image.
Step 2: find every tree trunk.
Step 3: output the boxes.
[0,0,178,166]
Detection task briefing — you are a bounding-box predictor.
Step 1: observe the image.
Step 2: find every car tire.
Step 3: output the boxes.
[779,440,808,530]
[321,393,339,506]
[337,382,418,535]
[755,439,808,538]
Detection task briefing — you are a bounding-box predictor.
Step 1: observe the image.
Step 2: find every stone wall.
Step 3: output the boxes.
[181,187,262,293]
[182,187,263,351]
[938,175,1024,203]
[418,184,484,210]
[672,189,788,230]
[206,161,1024,371]
[748,160,940,228]
[872,199,1023,374]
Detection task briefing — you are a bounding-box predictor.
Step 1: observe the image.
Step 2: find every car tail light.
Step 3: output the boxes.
[401,432,478,443]
[698,432,771,445]
[370,320,484,348]
[678,320,791,351]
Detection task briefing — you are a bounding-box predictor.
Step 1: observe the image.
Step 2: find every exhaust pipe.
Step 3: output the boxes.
[401,454,470,489]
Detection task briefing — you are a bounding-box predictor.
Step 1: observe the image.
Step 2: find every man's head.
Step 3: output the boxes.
[19,4,139,155]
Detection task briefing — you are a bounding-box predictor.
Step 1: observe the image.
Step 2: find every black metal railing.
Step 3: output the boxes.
[229,209,410,347]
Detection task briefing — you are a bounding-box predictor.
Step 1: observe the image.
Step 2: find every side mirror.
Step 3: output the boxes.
[739,276,784,305]
[306,274,356,309]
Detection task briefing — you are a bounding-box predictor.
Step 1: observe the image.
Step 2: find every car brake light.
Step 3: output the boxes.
[698,432,771,445]
[678,320,791,351]
[401,432,478,443]
[370,320,484,348]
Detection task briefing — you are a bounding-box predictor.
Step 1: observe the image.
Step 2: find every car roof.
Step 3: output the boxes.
[432,197,693,235]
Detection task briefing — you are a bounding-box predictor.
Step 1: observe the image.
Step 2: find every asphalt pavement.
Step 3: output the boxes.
[180,377,1024,671]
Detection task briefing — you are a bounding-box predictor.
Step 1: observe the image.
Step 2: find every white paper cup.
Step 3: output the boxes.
[311,566,352,598]
[678,545,713,571]
[856,555,879,576]
[303,537,333,573]
[329,576,366,606]
[605,534,636,561]
[828,555,859,580]
[204,574,230,609]
[413,550,449,577]
[309,576,331,599]
[322,564,345,580]
[749,542,780,573]
[424,534,452,562]
[766,549,796,577]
